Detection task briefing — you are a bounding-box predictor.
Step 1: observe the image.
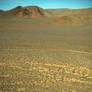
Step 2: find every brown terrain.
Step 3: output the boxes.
[0,6,92,92]
[0,6,46,17]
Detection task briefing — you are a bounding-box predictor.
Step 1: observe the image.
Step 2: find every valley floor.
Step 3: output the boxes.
[0,18,92,92]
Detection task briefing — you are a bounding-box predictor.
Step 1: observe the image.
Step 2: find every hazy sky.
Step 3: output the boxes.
[0,0,92,10]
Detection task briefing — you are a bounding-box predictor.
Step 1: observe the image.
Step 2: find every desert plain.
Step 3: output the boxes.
[0,6,92,92]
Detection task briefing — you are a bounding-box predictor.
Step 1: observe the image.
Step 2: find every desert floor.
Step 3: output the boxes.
[0,18,92,92]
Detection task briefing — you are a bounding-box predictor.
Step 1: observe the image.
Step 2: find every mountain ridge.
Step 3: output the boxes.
[0,6,92,18]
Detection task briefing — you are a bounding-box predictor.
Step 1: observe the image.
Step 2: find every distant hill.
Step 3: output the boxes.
[45,8,92,17]
[0,6,92,24]
[45,8,92,24]
[0,6,92,18]
[0,6,47,18]
[53,14,92,24]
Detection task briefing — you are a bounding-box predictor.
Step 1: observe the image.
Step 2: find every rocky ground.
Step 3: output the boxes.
[0,49,92,92]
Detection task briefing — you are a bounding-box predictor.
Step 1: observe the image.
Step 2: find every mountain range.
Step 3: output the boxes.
[0,6,92,24]
[0,6,92,17]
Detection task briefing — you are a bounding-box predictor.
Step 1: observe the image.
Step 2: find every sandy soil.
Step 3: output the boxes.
[0,18,92,92]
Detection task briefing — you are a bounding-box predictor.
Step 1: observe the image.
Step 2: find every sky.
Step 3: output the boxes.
[0,0,92,10]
